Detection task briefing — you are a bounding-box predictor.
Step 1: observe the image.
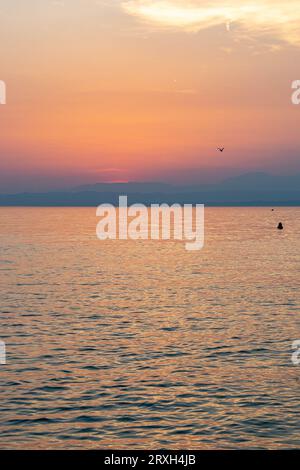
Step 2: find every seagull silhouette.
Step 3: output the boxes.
[217,147,225,152]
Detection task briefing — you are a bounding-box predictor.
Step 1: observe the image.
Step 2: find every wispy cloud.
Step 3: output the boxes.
[121,0,300,46]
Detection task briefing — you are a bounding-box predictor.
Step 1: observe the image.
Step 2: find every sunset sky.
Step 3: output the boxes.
[0,0,300,192]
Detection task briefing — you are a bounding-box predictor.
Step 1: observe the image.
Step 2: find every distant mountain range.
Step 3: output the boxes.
[1,172,300,206]
[71,172,300,193]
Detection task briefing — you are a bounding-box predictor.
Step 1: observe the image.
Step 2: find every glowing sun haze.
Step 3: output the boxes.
[0,0,299,192]
[122,0,300,45]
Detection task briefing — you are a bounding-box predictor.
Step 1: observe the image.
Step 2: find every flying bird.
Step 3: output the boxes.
[217,147,225,152]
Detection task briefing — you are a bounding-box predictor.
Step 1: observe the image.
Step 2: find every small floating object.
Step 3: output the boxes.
[277,222,284,230]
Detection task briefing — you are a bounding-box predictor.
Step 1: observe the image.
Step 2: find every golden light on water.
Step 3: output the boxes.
[1,207,300,448]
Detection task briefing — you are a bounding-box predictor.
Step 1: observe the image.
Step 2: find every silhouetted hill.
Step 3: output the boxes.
[217,172,300,191]
[1,172,300,206]
[71,182,175,193]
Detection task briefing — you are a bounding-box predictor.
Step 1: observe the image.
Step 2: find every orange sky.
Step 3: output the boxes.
[0,0,300,192]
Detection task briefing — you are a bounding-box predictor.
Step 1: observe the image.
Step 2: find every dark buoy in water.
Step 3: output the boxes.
[277,222,284,230]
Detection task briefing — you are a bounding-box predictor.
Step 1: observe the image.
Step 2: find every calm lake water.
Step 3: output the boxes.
[0,207,300,449]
